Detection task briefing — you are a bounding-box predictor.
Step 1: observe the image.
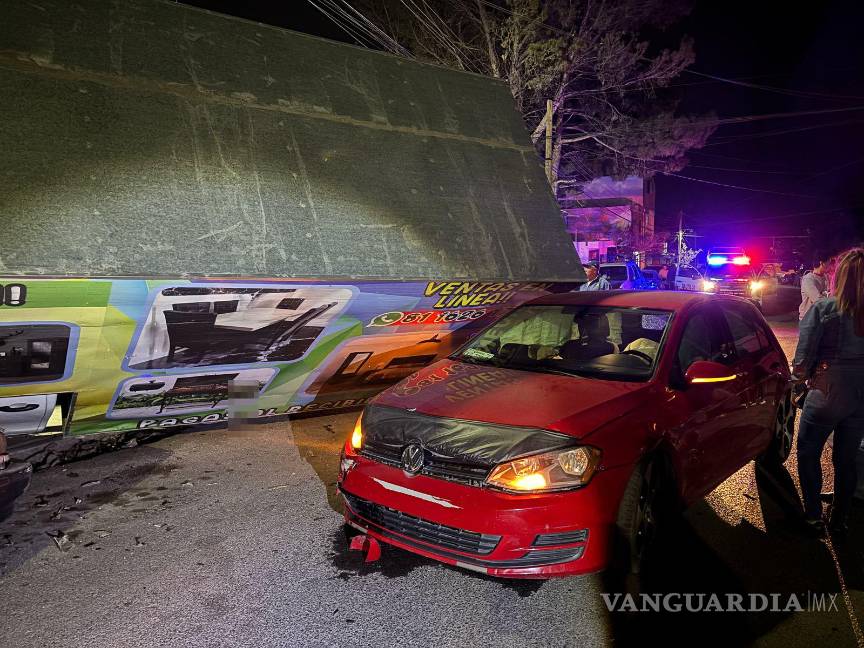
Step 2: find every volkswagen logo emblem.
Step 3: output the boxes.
[401,444,424,474]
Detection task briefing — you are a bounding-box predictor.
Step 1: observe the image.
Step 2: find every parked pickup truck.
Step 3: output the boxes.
[600,261,656,290]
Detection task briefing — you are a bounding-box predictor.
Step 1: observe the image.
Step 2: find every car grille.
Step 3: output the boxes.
[532,529,589,547]
[360,440,490,487]
[490,546,585,568]
[343,491,501,555]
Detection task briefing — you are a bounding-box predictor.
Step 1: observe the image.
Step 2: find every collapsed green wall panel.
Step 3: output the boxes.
[0,0,582,281]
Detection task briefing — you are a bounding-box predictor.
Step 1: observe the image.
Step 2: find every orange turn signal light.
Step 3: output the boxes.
[691,375,736,384]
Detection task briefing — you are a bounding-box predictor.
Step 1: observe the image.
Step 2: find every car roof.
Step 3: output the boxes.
[526,290,714,312]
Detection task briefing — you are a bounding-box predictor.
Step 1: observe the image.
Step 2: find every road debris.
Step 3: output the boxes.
[348,534,381,563]
[46,530,72,551]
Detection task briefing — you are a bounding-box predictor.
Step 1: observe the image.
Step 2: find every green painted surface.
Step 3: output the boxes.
[0,0,583,282]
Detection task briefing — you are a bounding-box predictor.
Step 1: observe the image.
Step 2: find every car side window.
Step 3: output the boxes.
[721,304,769,357]
[676,307,731,374]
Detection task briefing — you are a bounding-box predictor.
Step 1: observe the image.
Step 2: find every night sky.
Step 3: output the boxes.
[658,0,864,260]
[181,1,864,261]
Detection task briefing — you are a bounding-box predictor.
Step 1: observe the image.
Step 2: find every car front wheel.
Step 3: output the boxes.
[758,390,795,465]
[614,459,665,576]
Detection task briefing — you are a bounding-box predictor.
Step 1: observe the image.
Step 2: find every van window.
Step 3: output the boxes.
[0,324,72,384]
[601,265,628,282]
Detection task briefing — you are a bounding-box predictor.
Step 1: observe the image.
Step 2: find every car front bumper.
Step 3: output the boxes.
[338,450,631,579]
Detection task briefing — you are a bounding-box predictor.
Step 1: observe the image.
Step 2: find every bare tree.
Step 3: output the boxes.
[355,0,715,185]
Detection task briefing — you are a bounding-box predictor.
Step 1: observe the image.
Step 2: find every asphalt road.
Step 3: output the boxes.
[1,316,863,648]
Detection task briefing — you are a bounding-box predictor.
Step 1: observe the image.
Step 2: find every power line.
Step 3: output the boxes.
[689,149,805,169]
[681,163,807,175]
[682,69,864,102]
[307,0,413,55]
[307,0,378,48]
[801,155,864,180]
[660,172,819,198]
[692,205,863,227]
[473,0,568,36]
[703,118,864,147]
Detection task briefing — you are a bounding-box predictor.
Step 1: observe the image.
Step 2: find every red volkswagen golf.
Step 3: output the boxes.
[337,291,794,578]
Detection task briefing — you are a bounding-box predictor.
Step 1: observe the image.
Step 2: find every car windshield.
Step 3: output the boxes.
[601,265,628,282]
[453,305,672,381]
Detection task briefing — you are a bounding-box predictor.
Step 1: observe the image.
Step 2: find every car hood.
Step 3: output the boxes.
[373,359,653,440]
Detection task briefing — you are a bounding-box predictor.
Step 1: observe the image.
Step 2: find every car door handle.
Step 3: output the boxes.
[0,403,40,412]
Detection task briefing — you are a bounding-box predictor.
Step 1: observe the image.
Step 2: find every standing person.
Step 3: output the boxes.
[794,248,864,535]
[799,254,829,321]
[579,263,611,291]
[658,264,670,290]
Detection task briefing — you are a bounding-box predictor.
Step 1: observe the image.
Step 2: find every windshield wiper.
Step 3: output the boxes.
[494,359,591,378]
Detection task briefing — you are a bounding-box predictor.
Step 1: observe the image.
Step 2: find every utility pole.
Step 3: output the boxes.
[544,99,553,185]
[674,209,703,267]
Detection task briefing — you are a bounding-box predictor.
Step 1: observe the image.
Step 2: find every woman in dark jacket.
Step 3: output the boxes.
[794,248,864,535]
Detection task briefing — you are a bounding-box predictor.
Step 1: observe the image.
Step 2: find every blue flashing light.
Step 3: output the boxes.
[707,255,728,266]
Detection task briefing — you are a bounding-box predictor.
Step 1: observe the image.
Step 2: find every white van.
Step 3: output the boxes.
[672,265,704,291]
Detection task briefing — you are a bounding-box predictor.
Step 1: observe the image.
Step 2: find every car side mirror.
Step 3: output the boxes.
[685,360,737,385]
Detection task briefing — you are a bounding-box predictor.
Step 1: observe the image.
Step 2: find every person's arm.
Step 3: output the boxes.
[599,275,611,290]
[793,303,824,379]
[801,274,824,303]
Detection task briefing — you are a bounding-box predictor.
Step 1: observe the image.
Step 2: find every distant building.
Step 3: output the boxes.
[558,176,655,264]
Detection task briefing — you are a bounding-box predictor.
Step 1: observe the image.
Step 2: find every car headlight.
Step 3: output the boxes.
[702,280,717,292]
[485,446,601,493]
[750,280,764,293]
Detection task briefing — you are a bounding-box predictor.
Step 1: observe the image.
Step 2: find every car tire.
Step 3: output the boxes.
[758,389,795,465]
[613,458,666,577]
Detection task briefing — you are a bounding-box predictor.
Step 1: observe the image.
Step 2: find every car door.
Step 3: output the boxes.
[672,266,688,291]
[0,394,56,435]
[671,305,749,501]
[674,266,699,291]
[718,301,784,454]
